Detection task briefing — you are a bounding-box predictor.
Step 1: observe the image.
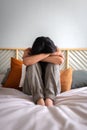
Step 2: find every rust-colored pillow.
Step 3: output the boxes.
[60,68,73,92]
[3,57,23,89]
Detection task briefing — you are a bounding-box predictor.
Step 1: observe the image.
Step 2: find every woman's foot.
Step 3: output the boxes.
[37,98,45,106]
[45,98,54,107]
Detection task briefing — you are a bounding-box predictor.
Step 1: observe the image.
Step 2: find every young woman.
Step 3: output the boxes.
[23,36,64,106]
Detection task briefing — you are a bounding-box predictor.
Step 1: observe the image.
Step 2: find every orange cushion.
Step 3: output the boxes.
[3,57,23,89]
[60,68,73,92]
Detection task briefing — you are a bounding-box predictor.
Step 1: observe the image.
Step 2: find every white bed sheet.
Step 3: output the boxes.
[0,87,87,130]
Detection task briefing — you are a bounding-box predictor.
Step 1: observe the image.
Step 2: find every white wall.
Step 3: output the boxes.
[0,0,87,48]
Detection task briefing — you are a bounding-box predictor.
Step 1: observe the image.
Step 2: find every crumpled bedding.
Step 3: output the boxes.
[0,87,87,130]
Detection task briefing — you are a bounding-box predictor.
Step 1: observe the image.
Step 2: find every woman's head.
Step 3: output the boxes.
[31,36,57,55]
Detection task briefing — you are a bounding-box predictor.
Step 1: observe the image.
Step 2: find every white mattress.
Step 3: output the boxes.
[0,87,87,130]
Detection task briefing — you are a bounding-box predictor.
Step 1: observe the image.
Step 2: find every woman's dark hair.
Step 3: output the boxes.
[31,36,57,55]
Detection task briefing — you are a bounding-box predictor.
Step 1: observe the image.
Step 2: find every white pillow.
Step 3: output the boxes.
[19,64,26,87]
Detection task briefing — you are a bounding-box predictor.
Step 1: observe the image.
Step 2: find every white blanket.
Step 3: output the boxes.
[0,87,87,130]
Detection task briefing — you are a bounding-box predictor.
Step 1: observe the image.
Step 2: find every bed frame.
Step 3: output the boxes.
[0,48,87,73]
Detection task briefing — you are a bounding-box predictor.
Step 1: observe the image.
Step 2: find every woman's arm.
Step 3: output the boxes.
[23,48,64,66]
[23,48,50,66]
[41,49,64,65]
[41,55,64,65]
[22,48,32,58]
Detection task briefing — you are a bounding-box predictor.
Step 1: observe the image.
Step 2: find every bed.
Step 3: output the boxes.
[0,48,87,130]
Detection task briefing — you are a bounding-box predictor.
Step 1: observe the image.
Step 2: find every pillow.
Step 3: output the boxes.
[1,68,10,85]
[71,70,87,89]
[19,64,26,87]
[0,74,6,86]
[60,68,73,92]
[3,57,23,89]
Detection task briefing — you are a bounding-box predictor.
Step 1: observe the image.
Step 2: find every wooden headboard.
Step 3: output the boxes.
[0,48,87,73]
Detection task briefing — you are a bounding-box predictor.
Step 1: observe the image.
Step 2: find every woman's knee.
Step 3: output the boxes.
[26,63,42,77]
[46,63,60,72]
[26,63,41,72]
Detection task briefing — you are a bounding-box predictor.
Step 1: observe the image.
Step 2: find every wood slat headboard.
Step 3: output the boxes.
[0,48,87,73]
